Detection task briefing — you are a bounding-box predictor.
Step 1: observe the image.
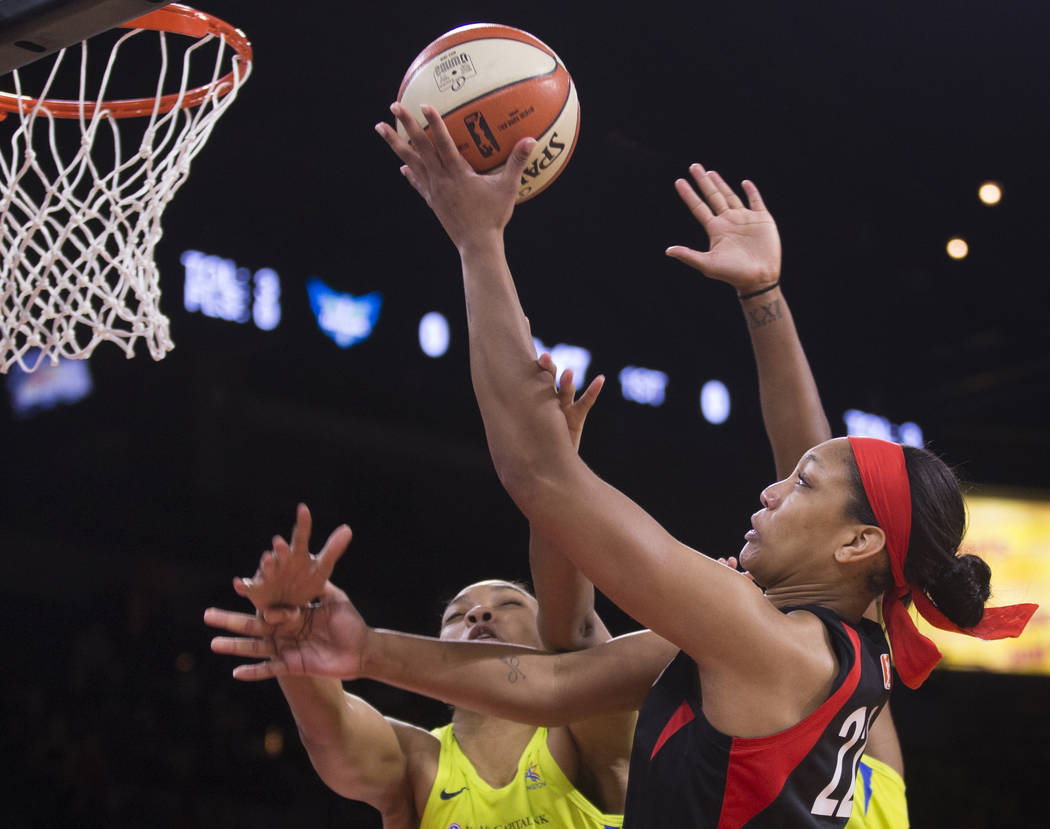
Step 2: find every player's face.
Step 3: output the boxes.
[439,580,543,649]
[739,438,860,585]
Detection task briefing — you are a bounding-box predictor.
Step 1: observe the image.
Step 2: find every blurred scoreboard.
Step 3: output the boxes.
[918,493,1050,676]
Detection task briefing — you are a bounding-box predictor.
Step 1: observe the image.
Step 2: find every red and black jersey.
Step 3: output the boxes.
[624,606,891,828]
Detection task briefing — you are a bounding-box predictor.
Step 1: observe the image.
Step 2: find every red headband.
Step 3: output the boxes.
[848,436,1038,689]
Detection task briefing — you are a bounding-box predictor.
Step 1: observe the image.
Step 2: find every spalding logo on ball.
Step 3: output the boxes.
[398,23,580,203]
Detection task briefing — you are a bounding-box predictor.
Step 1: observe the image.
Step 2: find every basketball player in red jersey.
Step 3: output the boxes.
[206,157,911,822]
[357,105,1023,825]
[209,102,1037,827]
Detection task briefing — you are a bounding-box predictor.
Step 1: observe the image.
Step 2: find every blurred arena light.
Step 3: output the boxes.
[946,237,969,259]
[699,379,730,424]
[978,181,1003,205]
[264,726,284,757]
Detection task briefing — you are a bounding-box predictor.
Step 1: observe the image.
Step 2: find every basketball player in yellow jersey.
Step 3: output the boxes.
[421,578,624,829]
[212,283,624,826]
[224,509,626,828]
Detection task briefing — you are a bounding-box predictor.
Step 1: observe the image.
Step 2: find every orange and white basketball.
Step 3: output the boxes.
[397,23,580,203]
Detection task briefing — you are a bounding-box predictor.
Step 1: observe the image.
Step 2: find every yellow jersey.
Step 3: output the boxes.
[420,724,623,829]
[845,753,909,829]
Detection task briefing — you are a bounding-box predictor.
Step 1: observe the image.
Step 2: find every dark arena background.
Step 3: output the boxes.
[3,2,1048,826]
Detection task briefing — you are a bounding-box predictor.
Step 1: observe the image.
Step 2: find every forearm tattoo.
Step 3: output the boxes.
[500,655,527,684]
[746,298,783,330]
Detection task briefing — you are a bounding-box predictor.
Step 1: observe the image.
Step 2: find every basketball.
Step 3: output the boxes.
[397,23,580,203]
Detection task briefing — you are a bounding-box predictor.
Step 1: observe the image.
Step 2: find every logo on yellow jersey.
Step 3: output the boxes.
[524,762,546,791]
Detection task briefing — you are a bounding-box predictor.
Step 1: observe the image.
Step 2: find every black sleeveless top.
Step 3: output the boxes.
[624,606,891,828]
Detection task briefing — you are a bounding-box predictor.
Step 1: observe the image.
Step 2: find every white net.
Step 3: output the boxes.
[0,17,251,373]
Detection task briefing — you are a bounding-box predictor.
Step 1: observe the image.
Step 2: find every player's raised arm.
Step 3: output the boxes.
[530,356,612,651]
[208,518,413,817]
[376,104,806,686]
[669,171,911,815]
[527,359,636,813]
[276,674,414,815]
[666,164,829,478]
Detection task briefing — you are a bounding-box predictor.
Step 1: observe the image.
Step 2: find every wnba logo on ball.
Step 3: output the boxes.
[464,112,500,157]
[519,132,567,198]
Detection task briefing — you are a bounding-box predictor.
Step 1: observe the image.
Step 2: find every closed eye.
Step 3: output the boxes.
[443,611,464,624]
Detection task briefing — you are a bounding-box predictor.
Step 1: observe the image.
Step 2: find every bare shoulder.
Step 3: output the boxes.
[565,710,636,814]
[698,607,843,737]
[386,717,441,818]
[743,606,842,688]
[783,606,841,643]
[545,715,633,815]
[782,608,841,674]
[545,724,582,785]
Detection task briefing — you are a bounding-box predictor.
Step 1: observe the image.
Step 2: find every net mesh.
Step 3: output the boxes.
[0,21,251,373]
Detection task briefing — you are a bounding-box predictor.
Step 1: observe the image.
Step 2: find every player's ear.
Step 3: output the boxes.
[834,525,886,564]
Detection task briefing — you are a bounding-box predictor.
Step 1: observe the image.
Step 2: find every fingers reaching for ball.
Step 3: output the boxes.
[393,24,580,204]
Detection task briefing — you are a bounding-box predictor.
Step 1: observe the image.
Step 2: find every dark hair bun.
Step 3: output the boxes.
[926,554,991,629]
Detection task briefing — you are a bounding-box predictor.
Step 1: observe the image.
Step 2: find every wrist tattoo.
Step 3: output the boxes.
[746,299,783,330]
[500,655,527,684]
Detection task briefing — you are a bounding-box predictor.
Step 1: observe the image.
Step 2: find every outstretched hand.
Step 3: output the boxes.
[537,352,605,452]
[233,503,351,611]
[375,102,535,253]
[206,581,369,681]
[666,163,781,295]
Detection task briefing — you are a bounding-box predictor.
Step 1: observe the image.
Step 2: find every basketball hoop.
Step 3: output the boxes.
[0,3,252,373]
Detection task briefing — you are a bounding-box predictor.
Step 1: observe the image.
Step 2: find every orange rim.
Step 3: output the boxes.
[0,3,252,119]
